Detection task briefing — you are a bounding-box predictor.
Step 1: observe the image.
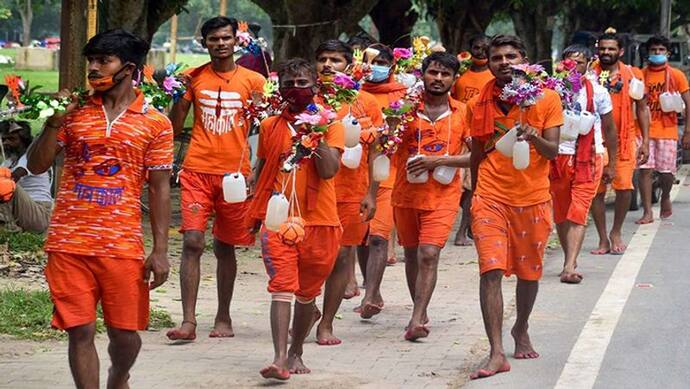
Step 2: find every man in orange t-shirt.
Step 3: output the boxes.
[167,17,265,341]
[589,31,651,255]
[452,34,494,247]
[310,40,381,346]
[357,43,408,319]
[467,35,562,379]
[250,58,344,380]
[27,29,172,388]
[638,35,690,223]
[392,52,470,341]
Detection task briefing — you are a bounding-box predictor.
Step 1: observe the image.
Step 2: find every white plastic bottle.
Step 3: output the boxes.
[561,110,580,141]
[222,173,247,203]
[629,78,644,100]
[432,164,457,185]
[578,111,596,135]
[343,113,362,148]
[265,193,289,231]
[512,140,530,170]
[406,155,429,183]
[342,144,363,169]
[495,126,518,157]
[659,91,676,112]
[372,154,391,182]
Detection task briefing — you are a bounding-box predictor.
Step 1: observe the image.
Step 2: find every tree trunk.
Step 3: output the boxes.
[369,0,418,48]
[102,0,186,42]
[251,0,380,64]
[510,1,557,66]
[59,0,88,90]
[431,0,505,54]
[19,0,33,47]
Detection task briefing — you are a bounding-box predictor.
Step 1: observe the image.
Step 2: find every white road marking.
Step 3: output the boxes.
[554,167,688,389]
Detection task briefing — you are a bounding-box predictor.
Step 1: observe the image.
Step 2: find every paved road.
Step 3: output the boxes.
[1,168,688,388]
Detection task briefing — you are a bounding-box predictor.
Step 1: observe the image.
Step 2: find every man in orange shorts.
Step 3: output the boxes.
[167,17,265,340]
[551,45,617,284]
[357,43,408,319]
[248,58,344,380]
[451,34,494,247]
[467,35,562,379]
[638,35,690,223]
[590,30,650,255]
[392,52,470,341]
[311,40,381,346]
[27,29,173,388]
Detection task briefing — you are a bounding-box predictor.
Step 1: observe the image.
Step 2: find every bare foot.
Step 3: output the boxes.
[343,282,360,300]
[288,354,311,374]
[635,213,654,225]
[590,239,611,255]
[454,235,473,246]
[511,327,539,359]
[386,255,397,265]
[166,320,197,341]
[470,354,510,380]
[260,364,290,380]
[316,322,342,346]
[360,301,383,319]
[608,232,627,255]
[660,197,673,219]
[404,323,430,341]
[209,317,234,338]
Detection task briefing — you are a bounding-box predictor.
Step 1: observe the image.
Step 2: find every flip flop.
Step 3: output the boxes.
[590,248,611,255]
[469,361,511,380]
[260,364,290,380]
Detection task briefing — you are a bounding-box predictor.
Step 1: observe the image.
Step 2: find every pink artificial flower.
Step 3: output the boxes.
[163,76,181,92]
[393,48,412,60]
[390,100,403,110]
[295,112,321,126]
[333,73,357,89]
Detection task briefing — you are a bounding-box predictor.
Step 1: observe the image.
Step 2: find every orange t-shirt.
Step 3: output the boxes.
[46,92,174,260]
[331,91,384,203]
[452,69,494,103]
[468,89,563,207]
[644,65,689,140]
[392,97,469,211]
[182,65,265,175]
[367,86,407,189]
[257,116,345,226]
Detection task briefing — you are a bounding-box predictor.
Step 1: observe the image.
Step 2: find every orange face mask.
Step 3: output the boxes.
[472,58,488,66]
[88,65,129,92]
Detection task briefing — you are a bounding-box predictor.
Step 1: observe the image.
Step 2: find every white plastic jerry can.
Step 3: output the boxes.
[561,110,580,141]
[578,111,596,135]
[342,144,363,169]
[659,91,676,112]
[222,173,247,203]
[673,92,685,113]
[264,193,289,232]
[495,126,519,157]
[372,154,391,182]
[406,155,429,183]
[432,164,457,185]
[629,78,644,100]
[512,140,530,170]
[343,113,362,148]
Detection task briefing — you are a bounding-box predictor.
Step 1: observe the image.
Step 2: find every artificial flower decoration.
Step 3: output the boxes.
[282,103,337,172]
[234,20,267,56]
[377,86,422,157]
[318,72,361,111]
[457,51,473,75]
[2,74,86,120]
[243,72,283,127]
[137,63,188,112]
[499,64,548,107]
[546,58,583,110]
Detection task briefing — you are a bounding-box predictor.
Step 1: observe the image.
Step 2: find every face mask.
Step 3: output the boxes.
[280,86,315,108]
[368,65,391,82]
[472,58,488,66]
[88,65,129,92]
[649,54,668,65]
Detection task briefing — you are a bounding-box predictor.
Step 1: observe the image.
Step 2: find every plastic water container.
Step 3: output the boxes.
[222,173,247,203]
[495,126,519,157]
[342,144,363,169]
[396,73,417,88]
[432,165,457,185]
[512,140,530,170]
[660,91,676,112]
[673,92,685,113]
[577,111,596,135]
[406,155,428,183]
[372,154,390,182]
[629,78,644,100]
[343,113,362,148]
[561,110,580,141]
[265,193,289,232]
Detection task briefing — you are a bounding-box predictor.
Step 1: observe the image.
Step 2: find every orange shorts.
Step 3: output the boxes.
[179,170,255,246]
[550,154,604,225]
[260,226,342,303]
[597,142,636,193]
[369,187,395,239]
[394,207,457,248]
[44,252,149,331]
[337,202,369,246]
[471,196,552,281]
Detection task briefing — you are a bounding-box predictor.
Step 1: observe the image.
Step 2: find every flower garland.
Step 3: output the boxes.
[282,103,337,172]
[545,58,583,110]
[3,74,86,120]
[499,64,548,107]
[243,72,283,127]
[457,51,473,75]
[376,85,422,156]
[136,63,187,112]
[318,72,361,112]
